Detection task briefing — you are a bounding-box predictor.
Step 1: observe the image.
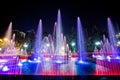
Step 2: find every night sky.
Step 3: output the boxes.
[0,0,120,37]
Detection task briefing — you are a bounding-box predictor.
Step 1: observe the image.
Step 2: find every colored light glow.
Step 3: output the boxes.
[55,60,63,63]
[0,59,8,63]
[18,62,23,66]
[36,60,41,63]
[0,64,3,69]
[38,57,40,60]
[4,38,8,41]
[21,60,27,63]
[117,41,120,45]
[96,55,104,60]
[78,60,83,63]
[34,58,37,61]
[2,66,9,72]
[71,42,76,47]
[46,43,50,47]
[116,56,120,59]
[92,54,96,58]
[44,58,50,61]
[106,56,111,60]
[28,60,33,62]
[95,41,101,46]
[23,43,28,48]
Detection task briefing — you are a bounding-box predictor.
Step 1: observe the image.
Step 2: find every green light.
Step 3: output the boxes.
[71,42,76,47]
[95,41,101,46]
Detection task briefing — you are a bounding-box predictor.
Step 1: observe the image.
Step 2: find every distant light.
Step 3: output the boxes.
[2,66,9,72]
[23,43,28,48]
[95,41,101,46]
[117,41,120,45]
[4,38,8,41]
[46,43,50,47]
[18,62,22,66]
[71,42,76,47]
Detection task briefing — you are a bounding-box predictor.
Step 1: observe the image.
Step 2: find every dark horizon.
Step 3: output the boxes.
[0,0,120,37]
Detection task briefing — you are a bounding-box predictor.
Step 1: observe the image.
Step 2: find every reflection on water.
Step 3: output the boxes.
[0,58,120,75]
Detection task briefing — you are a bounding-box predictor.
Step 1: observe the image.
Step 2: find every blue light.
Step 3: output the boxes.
[78,60,83,63]
[34,58,37,61]
[2,66,9,72]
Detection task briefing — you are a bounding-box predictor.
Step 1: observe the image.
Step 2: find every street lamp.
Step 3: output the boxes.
[23,43,28,48]
[117,41,120,45]
[71,41,76,52]
[71,42,76,47]
[95,41,101,46]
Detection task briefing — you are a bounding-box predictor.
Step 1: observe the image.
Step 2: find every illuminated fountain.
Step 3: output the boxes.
[1,22,18,57]
[33,10,71,63]
[33,19,42,61]
[93,18,120,60]
[0,22,20,74]
[76,17,86,63]
[93,35,115,60]
[107,17,120,58]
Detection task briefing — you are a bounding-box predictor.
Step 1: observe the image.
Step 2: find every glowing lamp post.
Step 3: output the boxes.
[23,43,28,55]
[71,41,76,52]
[95,41,101,46]
[23,43,28,48]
